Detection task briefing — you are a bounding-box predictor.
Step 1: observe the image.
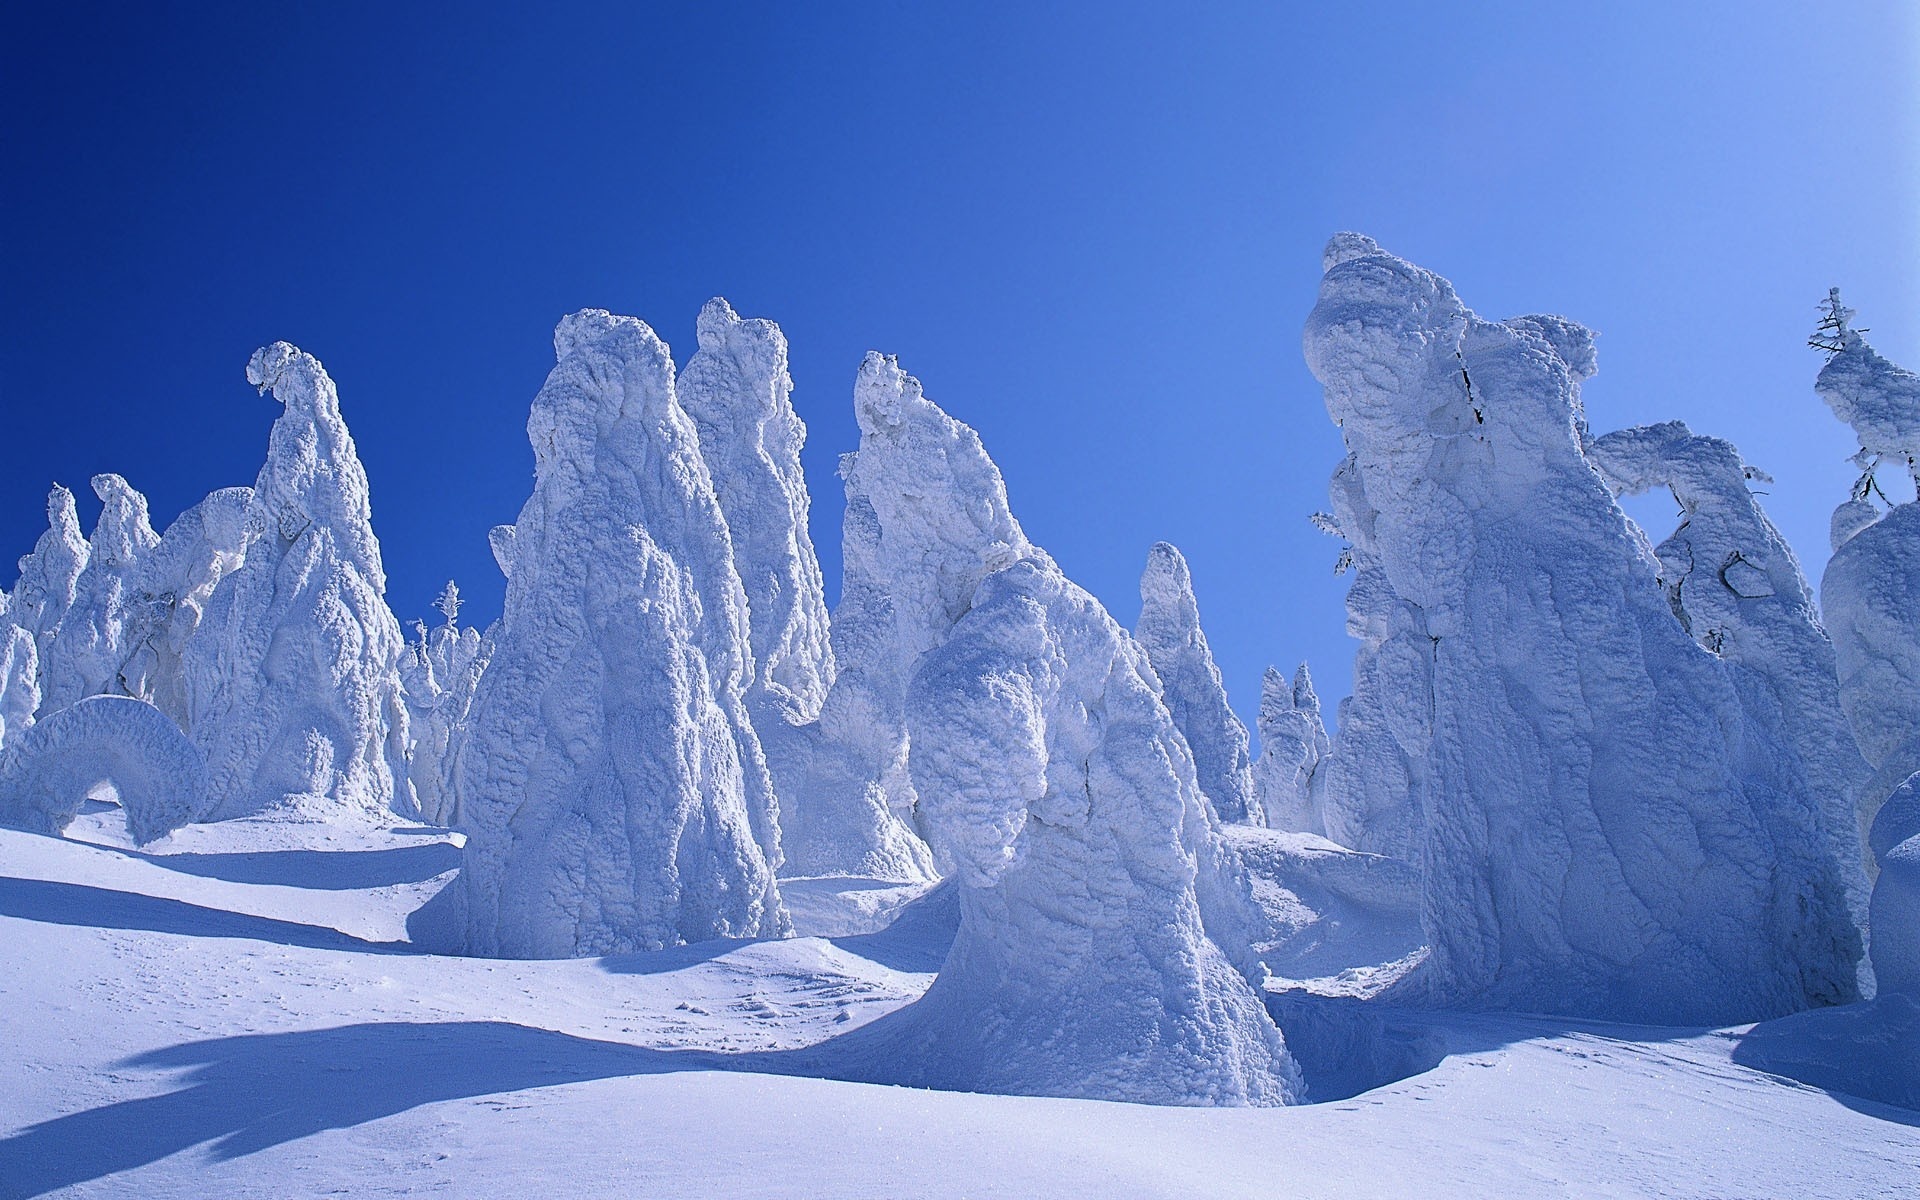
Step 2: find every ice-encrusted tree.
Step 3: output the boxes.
[0,621,37,749]
[1304,233,1862,1022]
[40,474,159,713]
[7,485,88,699]
[1254,663,1329,836]
[183,343,415,822]
[677,298,836,848]
[1813,315,1920,994]
[1586,422,1874,932]
[116,486,252,732]
[0,694,209,845]
[400,581,490,828]
[1135,541,1260,824]
[451,309,787,957]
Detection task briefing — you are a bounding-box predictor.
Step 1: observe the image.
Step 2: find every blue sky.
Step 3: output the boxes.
[3,3,1914,731]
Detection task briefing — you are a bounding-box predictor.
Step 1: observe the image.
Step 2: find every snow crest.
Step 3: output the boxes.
[1304,235,1862,1022]
[183,344,415,822]
[1135,542,1260,824]
[450,310,787,958]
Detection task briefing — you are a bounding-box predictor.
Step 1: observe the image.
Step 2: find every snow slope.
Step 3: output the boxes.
[0,817,1913,1198]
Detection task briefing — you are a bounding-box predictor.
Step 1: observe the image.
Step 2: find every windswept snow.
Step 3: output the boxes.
[1305,233,1861,1023]
[1135,542,1260,825]
[183,344,415,824]
[450,310,787,959]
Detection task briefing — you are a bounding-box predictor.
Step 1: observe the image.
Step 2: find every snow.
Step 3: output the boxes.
[1305,234,1862,1023]
[448,310,786,958]
[1254,663,1330,836]
[40,475,158,713]
[183,344,415,824]
[7,485,88,705]
[0,623,37,750]
[1135,542,1260,825]
[0,696,208,844]
[117,487,252,733]
[0,818,1913,1197]
[397,604,488,829]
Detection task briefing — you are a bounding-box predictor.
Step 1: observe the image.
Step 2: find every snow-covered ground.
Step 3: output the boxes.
[1,810,1914,1199]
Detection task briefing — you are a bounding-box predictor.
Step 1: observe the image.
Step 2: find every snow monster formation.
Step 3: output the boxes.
[676,299,836,847]
[115,485,252,732]
[1135,542,1260,824]
[790,352,1041,882]
[1254,663,1330,836]
[1585,422,1874,935]
[0,694,209,844]
[399,582,489,828]
[1814,310,1920,995]
[451,309,786,958]
[40,474,159,713]
[8,484,88,696]
[826,361,1297,1105]
[183,344,415,823]
[0,621,37,749]
[1304,233,1863,1023]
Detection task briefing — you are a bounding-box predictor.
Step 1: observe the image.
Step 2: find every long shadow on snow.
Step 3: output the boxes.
[1731,994,1920,1125]
[124,841,463,891]
[0,877,411,954]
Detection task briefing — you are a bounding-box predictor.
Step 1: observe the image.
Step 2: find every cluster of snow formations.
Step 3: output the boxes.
[891,555,1299,1104]
[676,299,836,841]
[400,585,489,828]
[1586,423,1873,928]
[790,352,1043,881]
[1135,542,1260,824]
[0,695,208,844]
[0,622,36,748]
[39,475,158,712]
[8,485,88,691]
[1816,326,1920,995]
[1305,233,1862,1023]
[1254,663,1330,835]
[115,486,252,731]
[183,344,414,823]
[452,310,786,958]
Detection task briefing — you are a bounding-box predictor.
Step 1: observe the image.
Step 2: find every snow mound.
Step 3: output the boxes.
[450,309,786,958]
[0,694,209,843]
[184,343,415,822]
[1255,663,1330,836]
[1735,992,1920,1114]
[1304,234,1862,1023]
[1135,542,1259,824]
[861,555,1300,1105]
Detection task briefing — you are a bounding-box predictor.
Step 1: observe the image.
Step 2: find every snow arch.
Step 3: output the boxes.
[0,695,210,844]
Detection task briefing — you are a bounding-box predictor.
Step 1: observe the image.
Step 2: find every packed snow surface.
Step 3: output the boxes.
[450,310,786,959]
[1305,233,1862,1023]
[0,818,1913,1198]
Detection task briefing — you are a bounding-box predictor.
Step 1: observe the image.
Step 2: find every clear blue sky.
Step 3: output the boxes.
[3,3,1915,733]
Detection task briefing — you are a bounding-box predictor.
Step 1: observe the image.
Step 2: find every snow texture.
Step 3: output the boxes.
[115,485,252,731]
[183,343,415,823]
[1305,233,1862,1023]
[1818,329,1920,996]
[789,352,1040,881]
[0,621,37,748]
[875,555,1301,1105]
[1255,663,1330,836]
[39,474,158,712]
[451,309,787,958]
[1135,541,1259,824]
[400,602,490,828]
[677,298,838,863]
[1586,422,1874,937]
[7,484,88,703]
[0,693,208,843]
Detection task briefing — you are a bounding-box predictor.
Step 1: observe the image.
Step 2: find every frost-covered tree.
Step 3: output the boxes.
[116,486,252,732]
[0,622,38,750]
[184,343,415,822]
[7,485,88,694]
[1304,233,1861,1023]
[1134,542,1259,824]
[40,474,159,713]
[452,310,786,957]
[1813,315,1920,995]
[677,298,836,855]
[400,580,489,827]
[1254,663,1329,836]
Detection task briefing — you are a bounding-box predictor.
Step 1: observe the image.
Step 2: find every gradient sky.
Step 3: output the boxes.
[3,3,1915,733]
